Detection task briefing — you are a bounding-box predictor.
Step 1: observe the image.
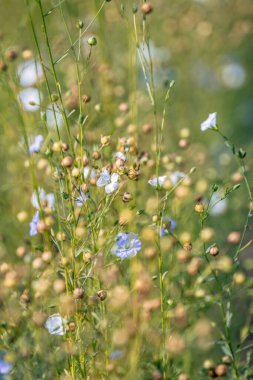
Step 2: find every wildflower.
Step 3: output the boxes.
[29,135,44,155]
[0,357,12,376]
[160,217,176,236]
[17,59,43,87]
[200,112,217,131]
[209,193,228,216]
[45,104,63,128]
[19,88,42,112]
[170,171,187,186]
[76,190,90,207]
[109,351,124,360]
[29,211,40,236]
[31,188,54,210]
[148,176,167,188]
[45,313,66,336]
[115,152,126,161]
[97,169,119,194]
[83,166,97,180]
[113,232,141,258]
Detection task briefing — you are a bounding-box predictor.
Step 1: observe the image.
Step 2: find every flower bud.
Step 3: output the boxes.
[87,36,97,46]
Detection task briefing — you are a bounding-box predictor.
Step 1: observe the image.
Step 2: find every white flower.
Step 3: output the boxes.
[45,313,66,336]
[17,59,43,87]
[148,176,167,187]
[97,169,119,194]
[115,152,126,161]
[209,193,228,216]
[31,188,55,210]
[83,166,97,180]
[200,112,217,131]
[45,104,63,128]
[18,88,42,112]
[170,172,187,186]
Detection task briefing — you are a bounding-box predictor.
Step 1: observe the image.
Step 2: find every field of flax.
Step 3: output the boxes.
[0,1,253,379]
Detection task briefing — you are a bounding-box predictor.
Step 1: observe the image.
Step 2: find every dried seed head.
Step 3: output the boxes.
[69,322,76,331]
[100,135,111,146]
[56,231,67,241]
[215,364,227,377]
[61,142,69,152]
[227,231,241,244]
[82,94,91,103]
[203,360,215,370]
[122,192,133,203]
[128,166,140,180]
[96,290,107,301]
[195,203,204,213]
[61,156,74,168]
[178,139,189,149]
[92,151,101,160]
[71,167,80,178]
[209,245,219,257]
[141,3,153,15]
[0,60,7,72]
[82,155,89,166]
[37,220,48,234]
[183,242,192,251]
[6,48,18,61]
[16,246,26,258]
[142,123,153,134]
[17,210,28,222]
[222,355,232,364]
[233,271,246,285]
[73,287,84,299]
[178,375,189,380]
[20,290,30,305]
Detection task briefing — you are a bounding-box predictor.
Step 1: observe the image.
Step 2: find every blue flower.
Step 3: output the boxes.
[29,135,44,155]
[160,217,176,236]
[31,188,54,210]
[29,211,40,236]
[109,350,124,360]
[0,358,12,376]
[113,232,141,259]
[76,191,90,207]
